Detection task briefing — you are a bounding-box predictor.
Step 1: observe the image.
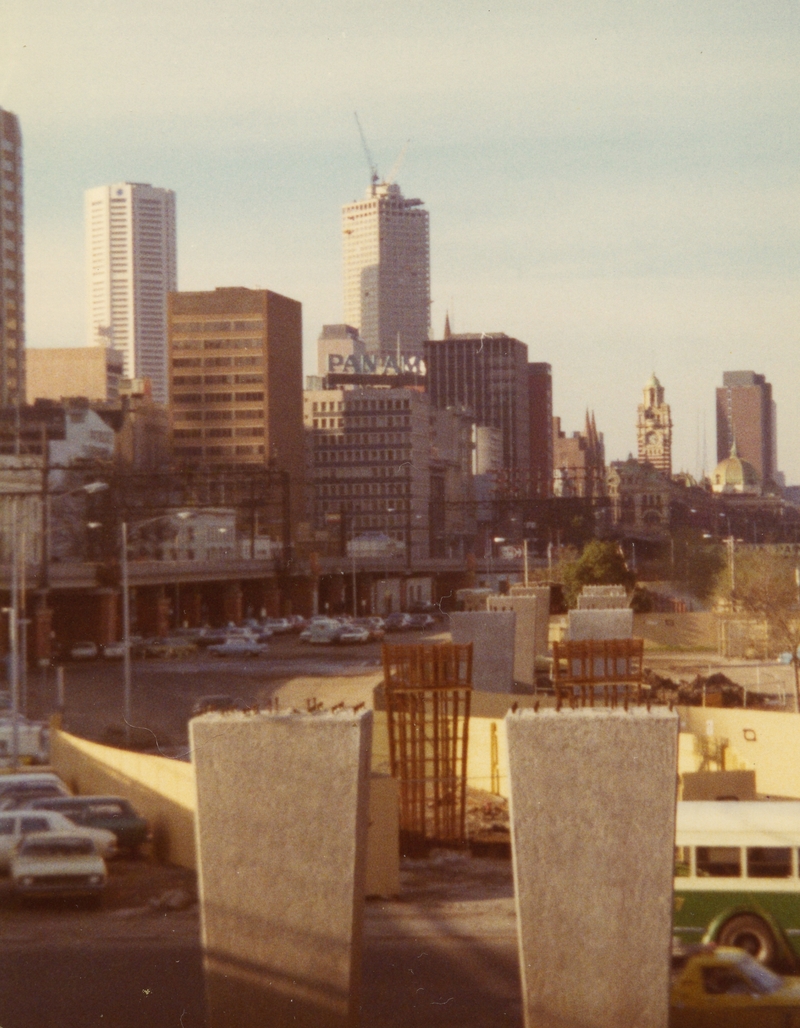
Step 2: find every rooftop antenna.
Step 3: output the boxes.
[354,112,379,191]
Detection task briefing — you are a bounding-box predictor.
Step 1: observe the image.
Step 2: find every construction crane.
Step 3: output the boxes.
[354,112,379,190]
[384,140,409,186]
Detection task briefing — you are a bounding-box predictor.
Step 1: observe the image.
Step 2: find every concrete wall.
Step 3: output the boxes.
[506,707,679,1028]
[633,612,718,651]
[50,730,197,868]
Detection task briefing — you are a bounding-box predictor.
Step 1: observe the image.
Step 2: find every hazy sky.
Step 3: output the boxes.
[2,0,798,480]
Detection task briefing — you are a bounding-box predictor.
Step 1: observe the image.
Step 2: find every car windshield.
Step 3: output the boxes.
[20,838,94,857]
[737,954,783,994]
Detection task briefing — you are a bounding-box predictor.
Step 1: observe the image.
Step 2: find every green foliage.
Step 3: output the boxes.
[562,540,635,608]
[680,534,726,601]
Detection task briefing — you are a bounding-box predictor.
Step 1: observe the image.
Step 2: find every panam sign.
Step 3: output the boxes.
[327,353,426,375]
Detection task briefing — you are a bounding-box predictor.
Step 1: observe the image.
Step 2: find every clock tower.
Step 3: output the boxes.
[637,373,672,476]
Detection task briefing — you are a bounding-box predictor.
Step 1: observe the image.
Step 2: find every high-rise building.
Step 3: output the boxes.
[85,183,176,405]
[425,332,530,475]
[527,363,553,496]
[0,108,24,406]
[168,286,304,522]
[553,412,605,498]
[716,371,777,488]
[342,181,430,356]
[636,373,672,476]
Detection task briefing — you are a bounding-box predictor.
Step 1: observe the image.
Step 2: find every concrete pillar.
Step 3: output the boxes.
[506,707,678,1028]
[95,591,117,646]
[191,709,373,1028]
[222,582,242,625]
[31,600,52,663]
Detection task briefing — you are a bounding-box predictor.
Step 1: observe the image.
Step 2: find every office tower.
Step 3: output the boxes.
[342,181,430,356]
[528,363,553,496]
[304,385,472,563]
[716,371,776,487]
[0,108,24,406]
[85,183,176,405]
[168,286,304,518]
[636,373,672,476]
[425,332,530,474]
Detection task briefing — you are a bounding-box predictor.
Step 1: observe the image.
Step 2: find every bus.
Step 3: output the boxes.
[674,801,800,970]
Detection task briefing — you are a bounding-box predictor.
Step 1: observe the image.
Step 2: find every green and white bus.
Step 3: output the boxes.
[674,801,800,969]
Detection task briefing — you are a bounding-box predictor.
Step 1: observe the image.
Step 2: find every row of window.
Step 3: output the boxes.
[172,320,263,333]
[173,375,263,386]
[173,410,264,421]
[173,338,262,351]
[173,392,265,404]
[173,356,261,368]
[311,398,411,413]
[174,445,265,457]
[174,427,265,439]
[316,448,409,464]
[676,845,800,879]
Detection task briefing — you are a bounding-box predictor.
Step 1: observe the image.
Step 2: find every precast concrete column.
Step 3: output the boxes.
[506,706,679,1028]
[31,600,52,663]
[191,709,373,1028]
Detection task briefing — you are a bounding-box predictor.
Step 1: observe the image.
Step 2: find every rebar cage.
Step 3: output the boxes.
[382,642,473,850]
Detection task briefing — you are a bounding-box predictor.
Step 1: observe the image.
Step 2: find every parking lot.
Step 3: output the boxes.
[24,627,447,751]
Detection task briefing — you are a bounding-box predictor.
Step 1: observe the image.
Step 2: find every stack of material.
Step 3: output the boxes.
[487,589,549,688]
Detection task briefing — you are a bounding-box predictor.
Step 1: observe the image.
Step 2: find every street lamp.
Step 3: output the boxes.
[121,511,192,744]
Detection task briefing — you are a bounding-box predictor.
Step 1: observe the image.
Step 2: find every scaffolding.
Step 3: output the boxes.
[382,642,472,850]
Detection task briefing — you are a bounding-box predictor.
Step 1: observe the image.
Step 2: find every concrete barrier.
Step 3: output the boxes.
[506,707,679,1028]
[50,730,196,867]
[191,709,372,1028]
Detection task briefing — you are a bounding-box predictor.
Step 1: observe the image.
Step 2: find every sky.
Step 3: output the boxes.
[1,0,799,481]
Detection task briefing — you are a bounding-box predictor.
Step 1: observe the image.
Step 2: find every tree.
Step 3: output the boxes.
[716,548,800,709]
[562,539,635,608]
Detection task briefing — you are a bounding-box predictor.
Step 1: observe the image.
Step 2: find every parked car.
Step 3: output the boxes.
[264,618,293,634]
[69,641,98,661]
[0,810,116,868]
[384,613,413,632]
[407,613,436,631]
[0,773,68,801]
[299,618,341,642]
[671,946,800,1026]
[22,796,149,854]
[100,640,126,660]
[144,637,197,659]
[0,784,68,810]
[302,621,343,645]
[207,638,269,658]
[337,624,371,645]
[356,617,385,641]
[11,832,107,904]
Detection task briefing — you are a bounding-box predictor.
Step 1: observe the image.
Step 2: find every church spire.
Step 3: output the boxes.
[443,312,452,339]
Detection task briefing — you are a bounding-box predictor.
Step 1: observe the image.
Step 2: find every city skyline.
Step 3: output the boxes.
[1,1,798,480]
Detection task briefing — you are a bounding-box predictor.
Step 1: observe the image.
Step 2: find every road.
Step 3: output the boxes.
[0,853,521,1028]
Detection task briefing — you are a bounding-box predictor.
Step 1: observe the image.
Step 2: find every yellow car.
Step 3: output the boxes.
[671,947,800,1027]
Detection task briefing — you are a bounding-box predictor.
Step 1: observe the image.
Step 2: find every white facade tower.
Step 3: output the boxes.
[0,108,24,406]
[85,183,176,405]
[342,181,430,356]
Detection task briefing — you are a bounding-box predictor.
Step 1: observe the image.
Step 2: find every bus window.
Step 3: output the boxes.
[696,846,741,877]
[675,846,691,877]
[747,847,791,878]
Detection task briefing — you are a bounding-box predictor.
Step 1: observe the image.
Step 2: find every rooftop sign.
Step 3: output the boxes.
[328,353,426,375]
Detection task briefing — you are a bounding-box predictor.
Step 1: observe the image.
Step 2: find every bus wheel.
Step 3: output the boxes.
[718,915,776,965]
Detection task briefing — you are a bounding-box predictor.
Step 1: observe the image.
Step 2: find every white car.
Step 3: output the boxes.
[0,810,117,868]
[206,638,269,658]
[69,641,99,661]
[11,832,107,903]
